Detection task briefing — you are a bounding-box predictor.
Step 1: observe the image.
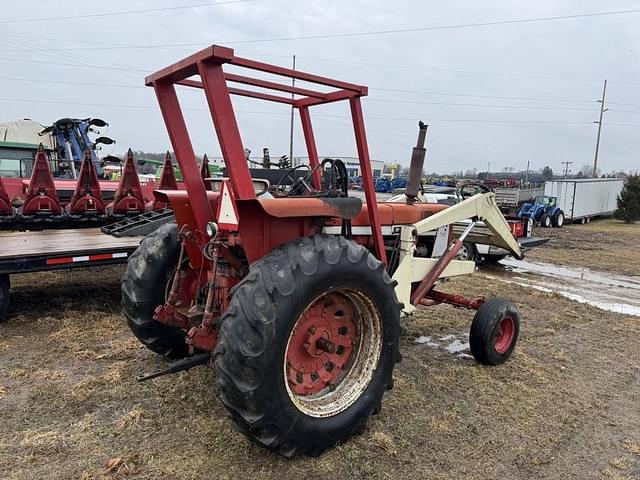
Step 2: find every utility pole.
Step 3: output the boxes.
[524,160,530,185]
[288,55,296,166]
[561,160,573,179]
[487,161,491,176]
[592,79,608,178]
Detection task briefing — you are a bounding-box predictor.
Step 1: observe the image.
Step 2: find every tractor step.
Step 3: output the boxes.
[101,208,175,237]
[136,352,211,382]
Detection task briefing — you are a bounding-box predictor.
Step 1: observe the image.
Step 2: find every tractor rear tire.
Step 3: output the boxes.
[469,298,520,365]
[552,210,564,228]
[121,223,189,359]
[0,275,10,322]
[214,235,402,457]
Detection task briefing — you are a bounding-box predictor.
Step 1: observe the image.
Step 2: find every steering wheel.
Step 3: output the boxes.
[457,182,491,200]
[274,165,315,197]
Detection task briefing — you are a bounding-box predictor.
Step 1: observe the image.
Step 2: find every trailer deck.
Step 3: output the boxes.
[0,228,141,318]
[0,228,141,275]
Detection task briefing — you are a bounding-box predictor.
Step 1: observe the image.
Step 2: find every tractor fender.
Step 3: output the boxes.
[153,190,363,222]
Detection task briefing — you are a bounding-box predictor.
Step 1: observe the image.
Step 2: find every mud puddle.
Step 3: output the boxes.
[483,258,640,317]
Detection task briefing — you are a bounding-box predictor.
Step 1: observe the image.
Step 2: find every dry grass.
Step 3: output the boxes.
[117,407,144,431]
[0,240,638,479]
[527,217,640,275]
[369,431,397,456]
[622,441,640,456]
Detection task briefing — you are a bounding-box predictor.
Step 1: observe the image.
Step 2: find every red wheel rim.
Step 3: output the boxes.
[286,292,356,395]
[494,316,515,354]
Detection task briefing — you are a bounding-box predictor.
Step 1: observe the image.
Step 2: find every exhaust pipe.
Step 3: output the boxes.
[405,121,429,204]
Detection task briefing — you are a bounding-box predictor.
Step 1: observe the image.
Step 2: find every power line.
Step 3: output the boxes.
[368,98,596,111]
[0,56,147,73]
[369,87,595,104]
[0,75,600,112]
[0,0,251,24]
[0,36,141,80]
[609,108,640,114]
[0,76,145,89]
[0,72,608,109]
[314,117,521,159]
[6,96,638,126]
[2,7,639,45]
[292,56,605,85]
[219,7,640,43]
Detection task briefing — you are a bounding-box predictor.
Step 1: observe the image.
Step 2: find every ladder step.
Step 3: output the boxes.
[101,208,175,237]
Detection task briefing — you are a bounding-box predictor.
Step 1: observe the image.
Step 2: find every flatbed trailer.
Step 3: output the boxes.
[0,228,141,319]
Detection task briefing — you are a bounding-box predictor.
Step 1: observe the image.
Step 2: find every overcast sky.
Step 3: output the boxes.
[1,0,639,174]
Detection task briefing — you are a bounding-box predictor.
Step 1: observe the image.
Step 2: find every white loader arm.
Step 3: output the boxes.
[414,192,523,259]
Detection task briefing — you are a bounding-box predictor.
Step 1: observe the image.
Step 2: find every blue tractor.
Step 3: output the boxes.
[518,195,565,228]
[40,118,115,178]
[375,177,392,193]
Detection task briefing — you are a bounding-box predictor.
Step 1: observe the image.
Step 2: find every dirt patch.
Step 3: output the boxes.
[1,263,639,479]
[526,218,640,276]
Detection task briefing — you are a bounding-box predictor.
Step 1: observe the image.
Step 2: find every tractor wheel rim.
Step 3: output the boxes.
[494,316,515,354]
[284,289,382,418]
[558,214,564,227]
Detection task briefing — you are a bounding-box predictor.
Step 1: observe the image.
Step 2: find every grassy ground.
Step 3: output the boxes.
[526,217,640,276]
[0,225,639,479]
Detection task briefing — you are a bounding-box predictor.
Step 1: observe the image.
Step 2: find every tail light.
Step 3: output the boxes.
[508,221,525,238]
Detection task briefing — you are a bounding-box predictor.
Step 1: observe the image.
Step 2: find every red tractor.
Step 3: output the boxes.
[123,45,524,457]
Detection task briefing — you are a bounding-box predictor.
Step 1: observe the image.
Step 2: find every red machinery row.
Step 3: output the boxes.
[0,148,217,227]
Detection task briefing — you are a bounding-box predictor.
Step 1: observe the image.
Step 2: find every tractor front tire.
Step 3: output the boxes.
[0,275,10,322]
[552,210,565,228]
[540,213,551,228]
[469,298,520,365]
[214,235,402,457]
[121,223,189,359]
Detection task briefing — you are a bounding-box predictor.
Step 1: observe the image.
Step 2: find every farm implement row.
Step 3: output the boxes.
[0,148,211,230]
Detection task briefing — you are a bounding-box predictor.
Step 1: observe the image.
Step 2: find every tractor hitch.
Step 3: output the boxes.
[136,352,211,382]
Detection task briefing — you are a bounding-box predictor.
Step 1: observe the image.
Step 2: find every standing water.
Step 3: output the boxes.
[483,258,640,317]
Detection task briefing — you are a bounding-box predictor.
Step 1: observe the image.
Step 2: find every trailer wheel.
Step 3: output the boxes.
[0,275,10,322]
[456,242,477,262]
[540,214,551,228]
[121,223,189,359]
[552,210,564,228]
[469,298,520,365]
[214,235,402,457]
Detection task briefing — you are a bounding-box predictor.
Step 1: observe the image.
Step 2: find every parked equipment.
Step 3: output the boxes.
[123,45,525,457]
[544,178,624,224]
[494,186,544,209]
[0,146,182,230]
[517,195,565,228]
